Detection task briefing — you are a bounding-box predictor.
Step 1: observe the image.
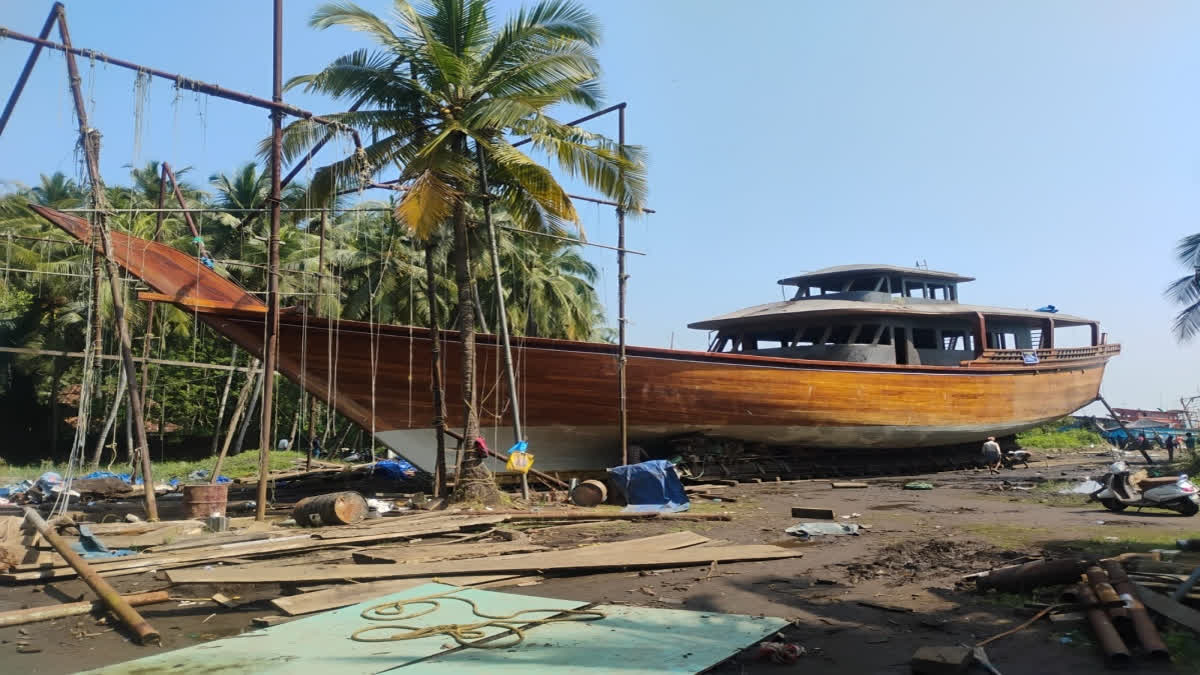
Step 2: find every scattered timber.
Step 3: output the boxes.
[831,482,870,489]
[1134,583,1200,633]
[352,542,547,565]
[0,590,167,628]
[21,508,159,644]
[165,543,801,584]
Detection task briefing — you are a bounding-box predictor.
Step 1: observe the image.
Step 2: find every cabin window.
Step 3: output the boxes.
[1052,324,1092,348]
[942,330,968,350]
[929,285,950,300]
[877,326,892,345]
[903,280,924,298]
[847,277,878,292]
[827,325,855,345]
[855,324,882,344]
[912,328,938,350]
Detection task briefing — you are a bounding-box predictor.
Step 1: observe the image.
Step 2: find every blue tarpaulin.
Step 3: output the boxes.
[607,460,690,513]
[373,459,417,479]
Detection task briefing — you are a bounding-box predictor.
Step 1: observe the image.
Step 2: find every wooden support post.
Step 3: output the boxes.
[425,244,448,499]
[476,143,528,501]
[22,508,159,644]
[0,591,167,629]
[257,0,284,521]
[57,6,156,520]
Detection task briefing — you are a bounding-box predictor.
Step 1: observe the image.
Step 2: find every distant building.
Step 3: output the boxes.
[1110,408,1188,429]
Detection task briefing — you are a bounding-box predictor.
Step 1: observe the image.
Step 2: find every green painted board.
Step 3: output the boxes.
[82,583,587,675]
[392,604,789,673]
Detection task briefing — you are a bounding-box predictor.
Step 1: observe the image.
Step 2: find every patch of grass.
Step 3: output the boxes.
[1164,629,1200,673]
[1,450,336,483]
[1017,423,1105,450]
[1045,528,1200,558]
[962,523,1053,549]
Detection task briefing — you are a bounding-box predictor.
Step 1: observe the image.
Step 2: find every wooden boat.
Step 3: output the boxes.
[32,206,1120,473]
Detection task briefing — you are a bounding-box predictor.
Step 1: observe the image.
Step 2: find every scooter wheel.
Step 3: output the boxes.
[1177,500,1199,517]
[1100,499,1128,512]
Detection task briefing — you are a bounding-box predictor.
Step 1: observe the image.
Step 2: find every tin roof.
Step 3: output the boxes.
[689,298,1093,331]
[778,264,974,287]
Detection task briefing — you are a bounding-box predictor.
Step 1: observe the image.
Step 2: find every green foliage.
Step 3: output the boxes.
[2,450,333,482]
[1016,418,1105,449]
[1163,629,1200,672]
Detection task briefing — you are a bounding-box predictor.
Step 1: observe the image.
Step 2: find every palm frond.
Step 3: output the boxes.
[394,170,457,240]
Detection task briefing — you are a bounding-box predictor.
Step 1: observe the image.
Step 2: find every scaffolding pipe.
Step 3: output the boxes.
[0,4,60,137]
[22,508,159,644]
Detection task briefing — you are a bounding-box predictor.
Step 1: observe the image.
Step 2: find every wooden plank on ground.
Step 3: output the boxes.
[831,482,869,489]
[791,507,835,520]
[270,575,519,616]
[0,515,511,583]
[1134,583,1200,632]
[166,544,802,584]
[352,542,546,564]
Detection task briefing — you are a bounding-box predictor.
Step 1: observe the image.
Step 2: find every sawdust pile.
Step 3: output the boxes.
[841,539,1021,585]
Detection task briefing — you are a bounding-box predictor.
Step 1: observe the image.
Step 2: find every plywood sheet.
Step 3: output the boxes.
[83,583,587,675]
[385,604,789,673]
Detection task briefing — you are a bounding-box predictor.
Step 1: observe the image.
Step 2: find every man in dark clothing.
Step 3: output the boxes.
[1165,433,1177,462]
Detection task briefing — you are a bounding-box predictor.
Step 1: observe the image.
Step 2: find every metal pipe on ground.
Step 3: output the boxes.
[1101,560,1170,660]
[1076,582,1131,668]
[1086,565,1130,627]
[21,508,160,644]
[975,558,1093,594]
[0,590,167,628]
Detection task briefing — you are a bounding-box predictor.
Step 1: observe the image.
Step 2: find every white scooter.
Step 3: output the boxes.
[1092,461,1200,516]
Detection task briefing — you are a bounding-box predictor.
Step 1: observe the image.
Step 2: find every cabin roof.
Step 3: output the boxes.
[688,298,1093,331]
[777,264,974,287]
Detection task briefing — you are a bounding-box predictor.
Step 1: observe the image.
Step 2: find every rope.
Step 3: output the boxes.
[351,589,605,649]
[976,603,1064,647]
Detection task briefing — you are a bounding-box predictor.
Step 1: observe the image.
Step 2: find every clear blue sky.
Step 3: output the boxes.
[3,1,1200,413]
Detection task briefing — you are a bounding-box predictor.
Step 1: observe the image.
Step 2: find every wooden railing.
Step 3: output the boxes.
[965,343,1121,367]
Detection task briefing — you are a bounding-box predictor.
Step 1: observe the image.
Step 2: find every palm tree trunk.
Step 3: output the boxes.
[211,359,259,481]
[287,392,302,449]
[425,244,447,498]
[451,197,498,504]
[209,345,239,456]
[89,366,127,468]
[233,371,264,456]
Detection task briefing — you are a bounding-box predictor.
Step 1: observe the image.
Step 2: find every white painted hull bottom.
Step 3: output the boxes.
[375,418,1059,473]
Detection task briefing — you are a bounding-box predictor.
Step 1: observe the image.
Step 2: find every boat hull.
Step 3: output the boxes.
[206,313,1108,473]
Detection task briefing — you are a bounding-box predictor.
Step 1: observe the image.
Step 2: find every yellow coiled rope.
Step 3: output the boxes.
[350,588,605,649]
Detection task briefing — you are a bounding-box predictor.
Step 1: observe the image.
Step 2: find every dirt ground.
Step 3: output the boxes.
[2,449,1198,674]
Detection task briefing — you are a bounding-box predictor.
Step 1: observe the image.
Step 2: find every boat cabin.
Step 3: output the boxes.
[689,265,1105,367]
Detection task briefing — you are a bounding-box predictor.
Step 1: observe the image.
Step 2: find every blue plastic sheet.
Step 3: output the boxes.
[607,460,690,513]
[373,459,417,479]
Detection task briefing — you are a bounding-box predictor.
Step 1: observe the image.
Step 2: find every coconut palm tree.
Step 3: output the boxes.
[1167,235,1200,340]
[288,0,647,501]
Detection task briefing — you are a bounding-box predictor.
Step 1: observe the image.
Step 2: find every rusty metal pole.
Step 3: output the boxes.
[0,3,61,137]
[256,0,284,521]
[1101,560,1169,659]
[57,5,157,520]
[1076,582,1131,667]
[22,508,159,643]
[162,162,210,260]
[617,104,628,466]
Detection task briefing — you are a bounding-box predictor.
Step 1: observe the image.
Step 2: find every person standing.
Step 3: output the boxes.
[982,436,1002,474]
[1165,433,1177,462]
